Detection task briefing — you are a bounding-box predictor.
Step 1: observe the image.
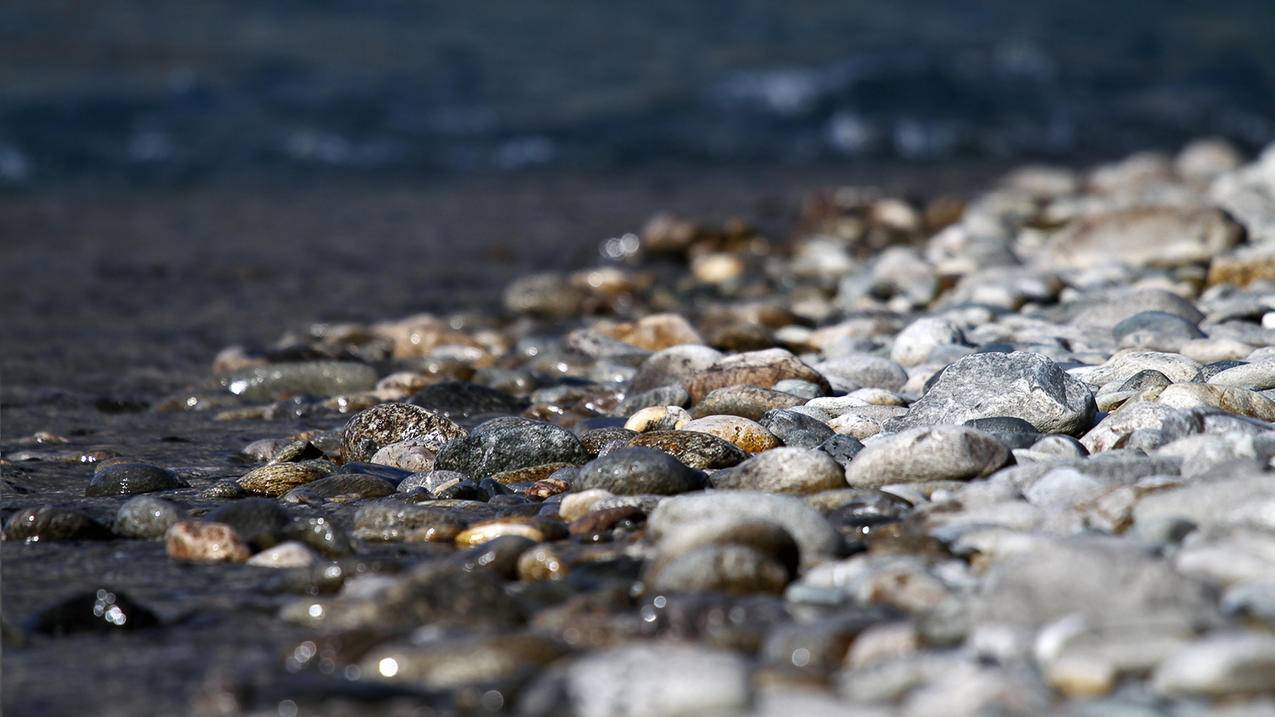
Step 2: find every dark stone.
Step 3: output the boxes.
[1118,369,1175,393]
[282,473,396,504]
[434,418,590,478]
[205,498,290,549]
[85,462,186,497]
[574,447,705,495]
[1194,360,1248,383]
[626,430,748,469]
[409,381,527,419]
[818,434,865,467]
[758,409,835,448]
[617,384,690,416]
[3,506,112,542]
[579,427,639,456]
[1113,310,1204,343]
[29,589,160,636]
[337,462,414,485]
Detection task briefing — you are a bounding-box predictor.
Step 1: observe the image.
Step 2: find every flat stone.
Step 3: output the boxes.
[1040,206,1239,268]
[691,384,804,420]
[758,408,836,448]
[813,354,909,392]
[845,426,1009,487]
[86,462,187,497]
[434,417,590,478]
[237,462,327,497]
[897,352,1095,435]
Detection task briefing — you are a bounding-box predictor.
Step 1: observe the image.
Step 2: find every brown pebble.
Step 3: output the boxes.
[166,520,251,563]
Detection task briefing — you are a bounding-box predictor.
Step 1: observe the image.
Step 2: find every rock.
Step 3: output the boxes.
[691,384,805,420]
[647,544,790,594]
[341,402,465,463]
[246,541,318,568]
[603,313,705,351]
[1154,632,1275,696]
[617,384,691,415]
[648,491,841,567]
[624,405,690,433]
[219,361,378,401]
[1081,401,1200,453]
[368,439,437,472]
[629,345,723,395]
[237,462,327,497]
[845,426,1009,487]
[361,633,569,690]
[165,520,251,563]
[396,470,469,494]
[205,499,291,548]
[434,418,590,477]
[1207,250,1275,288]
[684,348,828,402]
[579,427,639,456]
[85,462,187,497]
[627,430,748,469]
[351,501,471,542]
[1067,289,1205,330]
[1113,311,1204,350]
[891,318,966,367]
[758,408,836,448]
[281,473,395,504]
[408,381,526,419]
[819,434,866,467]
[1156,383,1275,421]
[711,447,846,494]
[1210,145,1275,242]
[1207,361,1275,390]
[1040,206,1240,268]
[454,517,565,547]
[503,272,587,318]
[962,416,1043,450]
[574,447,705,495]
[558,489,613,521]
[113,496,181,539]
[680,415,781,452]
[898,352,1095,435]
[1070,350,1201,386]
[29,589,160,635]
[554,643,751,717]
[3,507,112,542]
[815,354,909,392]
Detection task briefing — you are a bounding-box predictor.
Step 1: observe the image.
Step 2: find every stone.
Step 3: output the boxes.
[691,384,804,420]
[1067,289,1205,330]
[680,415,781,452]
[341,402,465,463]
[361,633,569,690]
[646,544,790,595]
[219,361,377,402]
[710,447,846,494]
[165,520,251,563]
[758,409,836,448]
[1113,311,1204,350]
[281,473,396,504]
[237,462,327,497]
[368,439,437,472]
[628,345,723,395]
[648,491,841,567]
[3,506,112,542]
[814,354,909,392]
[891,318,966,367]
[574,447,705,495]
[113,496,181,539]
[1153,632,1275,696]
[205,499,290,548]
[408,381,525,418]
[351,501,472,543]
[845,426,1009,487]
[1071,350,1202,387]
[434,417,590,477]
[1156,383,1275,421]
[624,405,690,433]
[1040,206,1240,268]
[627,430,748,469]
[85,462,186,497]
[898,352,1095,435]
[551,643,751,717]
[246,541,318,568]
[683,348,828,402]
[819,434,866,467]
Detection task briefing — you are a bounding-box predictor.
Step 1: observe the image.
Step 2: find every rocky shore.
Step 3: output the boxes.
[6,140,1275,715]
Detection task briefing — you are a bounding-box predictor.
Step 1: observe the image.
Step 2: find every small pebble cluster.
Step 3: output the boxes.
[8,138,1275,715]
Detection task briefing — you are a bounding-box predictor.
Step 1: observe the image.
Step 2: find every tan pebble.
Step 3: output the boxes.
[691,252,745,284]
[246,541,318,569]
[455,518,563,547]
[238,462,326,497]
[517,544,569,582]
[679,415,780,453]
[827,412,886,440]
[624,405,690,433]
[559,490,614,521]
[370,440,438,472]
[845,622,920,669]
[166,520,250,563]
[1156,383,1275,421]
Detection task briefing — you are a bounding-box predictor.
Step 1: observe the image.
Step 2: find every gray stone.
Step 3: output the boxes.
[341,402,466,463]
[574,447,705,495]
[558,643,751,717]
[648,491,841,567]
[1153,632,1275,696]
[758,408,836,448]
[113,496,181,539]
[813,354,908,392]
[434,417,589,477]
[86,462,187,497]
[711,447,847,494]
[845,426,1010,487]
[897,352,1095,435]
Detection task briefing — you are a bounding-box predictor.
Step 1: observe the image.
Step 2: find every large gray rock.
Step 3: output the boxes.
[896,352,1095,435]
[845,426,1009,488]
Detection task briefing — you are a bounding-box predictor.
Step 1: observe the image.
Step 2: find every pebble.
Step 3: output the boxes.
[434,417,590,477]
[623,405,690,432]
[220,361,377,402]
[710,447,846,494]
[368,440,437,472]
[341,402,466,462]
[237,461,327,497]
[627,429,748,469]
[3,506,112,542]
[246,541,318,568]
[845,426,1010,487]
[165,520,251,563]
[899,351,1095,435]
[648,491,841,567]
[113,496,181,539]
[351,501,471,542]
[1153,632,1275,696]
[683,348,828,402]
[891,317,965,367]
[758,408,836,448]
[691,384,805,420]
[573,447,705,495]
[679,415,781,452]
[85,462,187,497]
[646,543,791,594]
[407,380,526,418]
[280,472,395,504]
[551,643,751,717]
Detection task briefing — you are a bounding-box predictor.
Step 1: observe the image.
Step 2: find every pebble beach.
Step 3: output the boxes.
[5,138,1275,715]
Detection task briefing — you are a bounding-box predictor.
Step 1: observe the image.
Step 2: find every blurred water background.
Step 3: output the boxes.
[2,0,1273,189]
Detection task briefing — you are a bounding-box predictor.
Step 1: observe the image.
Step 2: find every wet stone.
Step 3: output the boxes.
[165,520,251,563]
[3,506,112,542]
[341,402,466,463]
[352,501,477,542]
[113,496,181,539]
[29,589,160,636]
[691,384,805,420]
[220,361,378,402]
[578,427,638,456]
[679,415,781,452]
[204,498,290,548]
[85,462,187,497]
[281,473,396,504]
[710,447,847,494]
[647,543,790,595]
[617,384,691,415]
[845,426,1010,487]
[758,408,835,449]
[574,447,705,496]
[237,462,327,497]
[408,380,527,418]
